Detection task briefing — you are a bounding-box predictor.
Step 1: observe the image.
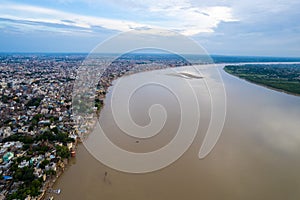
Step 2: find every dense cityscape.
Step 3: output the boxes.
[0,53,190,200]
[1,0,300,199]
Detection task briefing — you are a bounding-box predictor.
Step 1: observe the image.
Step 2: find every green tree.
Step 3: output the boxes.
[56,145,70,159]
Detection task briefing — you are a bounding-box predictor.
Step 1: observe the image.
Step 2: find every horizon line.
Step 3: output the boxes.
[1,52,300,59]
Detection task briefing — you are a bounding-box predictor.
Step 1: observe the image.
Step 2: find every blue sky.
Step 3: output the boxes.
[0,0,300,56]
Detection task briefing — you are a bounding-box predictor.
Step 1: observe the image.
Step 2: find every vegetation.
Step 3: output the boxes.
[224,64,300,95]
[25,96,43,108]
[55,145,70,158]
[1,94,12,103]
[6,178,42,200]
[36,130,74,144]
[3,130,74,144]
[3,134,34,144]
[95,98,103,111]
[39,159,50,169]
[29,113,44,128]
[5,166,43,200]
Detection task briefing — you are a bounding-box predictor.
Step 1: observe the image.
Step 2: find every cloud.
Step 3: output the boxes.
[0,2,151,35]
[1,0,299,56]
[0,1,237,36]
[99,0,238,35]
[147,4,237,35]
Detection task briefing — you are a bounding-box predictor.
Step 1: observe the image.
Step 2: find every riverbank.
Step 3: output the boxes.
[47,62,300,199]
[42,145,79,200]
[42,59,189,199]
[223,64,300,96]
[40,137,81,200]
[43,64,300,200]
[47,64,300,197]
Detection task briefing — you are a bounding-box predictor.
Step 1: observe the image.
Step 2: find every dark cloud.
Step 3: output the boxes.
[0,17,117,34]
[61,19,76,23]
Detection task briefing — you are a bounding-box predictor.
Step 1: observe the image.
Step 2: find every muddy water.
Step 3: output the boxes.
[50,65,300,200]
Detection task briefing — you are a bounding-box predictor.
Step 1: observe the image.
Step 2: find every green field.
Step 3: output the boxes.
[224,64,300,95]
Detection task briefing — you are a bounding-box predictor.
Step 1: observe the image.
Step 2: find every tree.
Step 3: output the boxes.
[39,159,50,169]
[56,145,70,159]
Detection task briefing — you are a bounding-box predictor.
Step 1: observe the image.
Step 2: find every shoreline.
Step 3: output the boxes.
[41,64,179,199]
[44,61,300,199]
[227,73,300,97]
[223,67,300,98]
[41,138,81,200]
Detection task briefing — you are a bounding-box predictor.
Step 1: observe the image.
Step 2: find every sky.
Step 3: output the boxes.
[0,0,300,56]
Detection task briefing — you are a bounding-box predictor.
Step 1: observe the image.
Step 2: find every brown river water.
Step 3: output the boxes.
[48,64,300,200]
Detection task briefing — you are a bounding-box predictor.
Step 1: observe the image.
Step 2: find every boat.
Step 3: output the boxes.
[48,188,61,195]
[53,189,61,194]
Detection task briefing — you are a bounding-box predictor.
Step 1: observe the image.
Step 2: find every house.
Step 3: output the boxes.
[18,160,29,168]
[66,142,73,151]
[33,168,43,178]
[0,161,12,170]
[15,151,26,158]
[45,162,56,172]
[38,120,51,125]
[3,152,14,162]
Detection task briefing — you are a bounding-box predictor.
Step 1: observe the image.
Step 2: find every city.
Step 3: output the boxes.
[0,53,190,200]
[1,0,300,199]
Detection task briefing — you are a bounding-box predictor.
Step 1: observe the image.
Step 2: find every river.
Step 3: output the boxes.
[48,64,300,200]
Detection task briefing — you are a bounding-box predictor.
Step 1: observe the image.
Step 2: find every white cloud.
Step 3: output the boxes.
[106,0,238,35]
[0,1,237,36]
[0,3,151,34]
[1,0,300,55]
